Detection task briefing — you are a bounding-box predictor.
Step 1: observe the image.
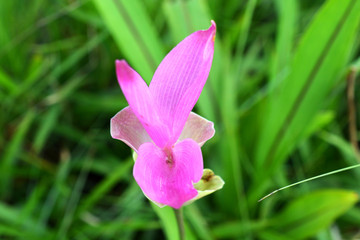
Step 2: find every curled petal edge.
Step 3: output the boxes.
[110,106,152,152]
[111,109,214,152]
[179,112,215,147]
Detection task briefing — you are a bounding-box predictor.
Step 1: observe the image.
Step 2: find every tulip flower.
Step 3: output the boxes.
[111,21,222,209]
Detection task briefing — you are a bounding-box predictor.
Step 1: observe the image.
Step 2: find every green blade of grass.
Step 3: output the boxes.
[76,158,132,216]
[55,157,92,240]
[43,72,86,106]
[258,163,360,202]
[319,131,360,178]
[184,204,213,240]
[212,220,267,239]
[270,0,298,85]
[218,0,257,224]
[38,151,72,227]
[33,106,61,153]
[0,67,16,95]
[0,110,36,198]
[47,31,108,82]
[19,180,49,236]
[70,92,127,114]
[0,202,50,237]
[93,0,165,83]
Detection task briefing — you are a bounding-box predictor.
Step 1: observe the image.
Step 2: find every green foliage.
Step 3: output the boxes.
[266,189,358,239]
[0,0,359,239]
[252,0,360,202]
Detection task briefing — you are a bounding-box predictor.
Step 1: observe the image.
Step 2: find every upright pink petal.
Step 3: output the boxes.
[110,107,152,152]
[149,21,216,144]
[133,139,203,209]
[116,60,170,148]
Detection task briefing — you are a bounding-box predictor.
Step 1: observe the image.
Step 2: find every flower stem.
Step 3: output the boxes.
[174,208,185,240]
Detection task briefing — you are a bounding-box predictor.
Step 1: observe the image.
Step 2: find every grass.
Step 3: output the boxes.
[0,0,360,239]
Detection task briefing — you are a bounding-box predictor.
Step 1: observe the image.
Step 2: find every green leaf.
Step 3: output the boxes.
[253,0,360,200]
[269,189,358,239]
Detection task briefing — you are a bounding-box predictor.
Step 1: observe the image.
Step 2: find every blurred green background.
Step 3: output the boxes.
[1,0,360,239]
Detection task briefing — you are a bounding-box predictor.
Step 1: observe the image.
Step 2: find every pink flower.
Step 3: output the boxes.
[111,21,216,209]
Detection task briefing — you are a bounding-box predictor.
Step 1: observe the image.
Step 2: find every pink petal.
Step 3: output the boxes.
[179,112,215,147]
[149,21,216,144]
[116,60,171,148]
[110,106,152,152]
[133,139,203,209]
